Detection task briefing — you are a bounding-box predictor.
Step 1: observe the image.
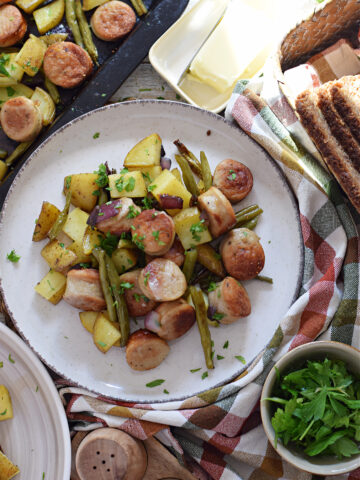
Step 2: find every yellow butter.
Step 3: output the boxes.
[189,1,273,93]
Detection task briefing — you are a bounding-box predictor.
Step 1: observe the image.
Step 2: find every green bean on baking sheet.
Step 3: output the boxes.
[65,0,84,48]
[75,0,98,64]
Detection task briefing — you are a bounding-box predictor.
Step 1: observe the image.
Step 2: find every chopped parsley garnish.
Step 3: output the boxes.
[132,233,145,250]
[223,340,229,349]
[147,184,157,192]
[93,132,100,139]
[8,354,15,364]
[134,293,149,303]
[36,385,39,392]
[142,172,151,182]
[119,282,133,294]
[152,230,166,245]
[99,232,118,256]
[92,189,100,196]
[217,355,224,360]
[146,379,165,388]
[79,263,91,268]
[0,54,10,77]
[190,368,201,373]
[235,355,246,364]
[97,341,107,347]
[120,167,129,175]
[201,372,208,380]
[144,272,150,286]
[227,169,237,181]
[115,175,135,193]
[212,312,225,321]
[126,205,140,219]
[190,220,206,242]
[59,243,65,248]
[163,389,169,394]
[207,282,217,292]
[6,86,15,97]
[0,409,7,416]
[142,196,153,209]
[94,164,108,188]
[6,249,20,263]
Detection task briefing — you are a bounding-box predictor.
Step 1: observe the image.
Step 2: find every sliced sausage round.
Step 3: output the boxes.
[0,96,42,142]
[138,258,187,302]
[197,186,236,238]
[43,42,93,89]
[119,269,157,317]
[132,209,175,256]
[91,1,136,41]
[144,299,195,341]
[208,277,251,324]
[0,5,27,47]
[126,329,170,371]
[213,159,253,203]
[220,228,265,280]
[97,197,141,236]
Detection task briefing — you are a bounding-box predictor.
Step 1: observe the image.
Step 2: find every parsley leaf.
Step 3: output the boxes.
[146,379,165,388]
[6,250,20,262]
[94,164,108,188]
[190,220,206,242]
[99,232,118,256]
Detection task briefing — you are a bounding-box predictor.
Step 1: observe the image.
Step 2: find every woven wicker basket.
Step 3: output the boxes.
[275,0,360,107]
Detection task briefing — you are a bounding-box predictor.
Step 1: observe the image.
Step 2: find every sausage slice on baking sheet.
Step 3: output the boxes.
[91,1,136,41]
[0,4,27,47]
[43,42,93,89]
[0,97,42,142]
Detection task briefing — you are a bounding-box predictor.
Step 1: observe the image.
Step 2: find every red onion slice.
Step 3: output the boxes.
[160,157,171,170]
[159,194,183,209]
[87,200,122,227]
[144,311,161,333]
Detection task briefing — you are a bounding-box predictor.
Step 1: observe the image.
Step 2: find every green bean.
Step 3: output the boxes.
[44,77,61,104]
[182,248,198,284]
[241,217,259,230]
[235,206,263,228]
[104,255,130,347]
[200,151,212,191]
[5,142,32,167]
[0,149,7,160]
[92,249,117,324]
[130,0,147,15]
[175,154,199,197]
[48,190,72,240]
[256,275,273,284]
[75,0,98,64]
[97,188,108,205]
[190,286,214,370]
[235,204,259,221]
[65,0,84,48]
[174,140,202,177]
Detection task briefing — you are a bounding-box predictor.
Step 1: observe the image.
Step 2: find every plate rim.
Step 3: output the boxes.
[0,99,304,402]
[0,322,72,479]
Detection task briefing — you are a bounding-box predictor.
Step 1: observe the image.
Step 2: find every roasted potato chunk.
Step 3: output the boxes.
[32,201,60,242]
[63,173,98,213]
[34,269,67,304]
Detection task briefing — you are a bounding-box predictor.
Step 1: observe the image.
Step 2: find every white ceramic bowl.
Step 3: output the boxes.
[260,341,360,476]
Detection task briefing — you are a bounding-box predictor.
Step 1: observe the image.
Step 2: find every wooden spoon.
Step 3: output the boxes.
[75,428,147,480]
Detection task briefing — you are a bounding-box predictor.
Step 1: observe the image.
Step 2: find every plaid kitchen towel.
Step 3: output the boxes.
[60,57,360,480]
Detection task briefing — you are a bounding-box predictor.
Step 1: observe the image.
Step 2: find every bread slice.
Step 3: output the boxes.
[317,82,360,171]
[331,75,360,146]
[296,88,360,213]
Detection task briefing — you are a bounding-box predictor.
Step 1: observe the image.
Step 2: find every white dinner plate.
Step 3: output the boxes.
[0,100,303,402]
[0,323,71,479]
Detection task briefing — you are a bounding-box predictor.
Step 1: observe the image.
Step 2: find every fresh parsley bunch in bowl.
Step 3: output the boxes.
[260,341,360,475]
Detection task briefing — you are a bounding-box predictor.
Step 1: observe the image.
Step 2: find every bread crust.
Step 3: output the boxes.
[296,88,360,213]
[331,76,360,146]
[318,82,360,171]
